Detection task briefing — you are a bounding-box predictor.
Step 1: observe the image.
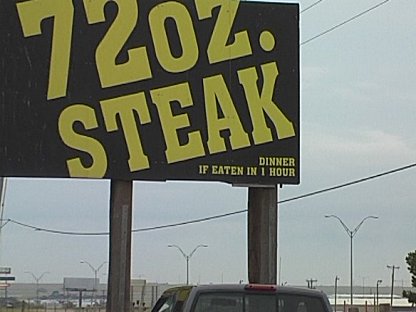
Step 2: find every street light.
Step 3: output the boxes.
[25,271,49,311]
[334,276,340,312]
[376,279,382,312]
[80,260,108,305]
[168,244,208,285]
[325,215,378,306]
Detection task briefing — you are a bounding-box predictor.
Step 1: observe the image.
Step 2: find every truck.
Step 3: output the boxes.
[151,284,332,312]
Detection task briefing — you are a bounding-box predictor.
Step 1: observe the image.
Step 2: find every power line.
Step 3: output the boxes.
[279,163,416,204]
[1,162,415,236]
[135,162,416,232]
[301,0,391,46]
[4,219,108,236]
[301,0,325,14]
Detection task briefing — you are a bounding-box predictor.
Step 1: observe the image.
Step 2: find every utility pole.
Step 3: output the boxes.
[387,265,399,307]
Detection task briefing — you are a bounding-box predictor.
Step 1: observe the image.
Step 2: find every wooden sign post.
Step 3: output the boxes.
[248,186,278,284]
[107,180,133,312]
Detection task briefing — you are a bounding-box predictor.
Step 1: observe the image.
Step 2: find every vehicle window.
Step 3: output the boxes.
[278,294,325,312]
[192,292,325,312]
[246,294,275,312]
[193,293,243,312]
[152,294,176,312]
[174,288,192,312]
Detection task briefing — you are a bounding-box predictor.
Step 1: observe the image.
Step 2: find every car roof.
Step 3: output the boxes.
[163,284,326,297]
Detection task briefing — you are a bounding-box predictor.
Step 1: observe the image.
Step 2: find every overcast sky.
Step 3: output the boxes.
[1,0,416,289]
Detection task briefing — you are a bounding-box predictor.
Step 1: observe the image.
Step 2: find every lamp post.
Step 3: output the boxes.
[334,276,340,312]
[168,244,208,285]
[325,215,378,306]
[376,279,382,312]
[80,260,108,306]
[25,271,49,311]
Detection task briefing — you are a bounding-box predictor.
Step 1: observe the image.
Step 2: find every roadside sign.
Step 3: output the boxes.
[0,267,11,274]
[0,276,15,281]
[0,0,299,185]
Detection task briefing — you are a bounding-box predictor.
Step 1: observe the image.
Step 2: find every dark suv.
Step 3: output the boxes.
[152,284,332,312]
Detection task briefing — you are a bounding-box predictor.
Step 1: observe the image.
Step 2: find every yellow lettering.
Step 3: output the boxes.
[16,0,74,99]
[58,104,107,178]
[100,93,151,172]
[238,62,296,144]
[195,0,252,64]
[203,74,250,154]
[246,166,257,176]
[232,166,244,175]
[268,167,296,177]
[149,1,199,72]
[83,0,152,88]
[150,82,205,163]
[210,165,244,175]
[199,164,209,174]
[258,156,296,167]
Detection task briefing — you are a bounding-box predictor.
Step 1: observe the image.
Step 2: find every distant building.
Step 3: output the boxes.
[4,281,415,310]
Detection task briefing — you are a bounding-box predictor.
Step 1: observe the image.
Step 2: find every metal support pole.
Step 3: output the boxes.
[25,271,49,312]
[79,290,83,309]
[376,280,382,312]
[80,260,107,309]
[168,244,207,285]
[325,215,378,306]
[186,257,190,285]
[350,235,353,306]
[248,186,277,284]
[335,276,339,312]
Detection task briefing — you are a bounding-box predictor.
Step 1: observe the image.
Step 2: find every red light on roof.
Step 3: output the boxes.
[245,284,277,291]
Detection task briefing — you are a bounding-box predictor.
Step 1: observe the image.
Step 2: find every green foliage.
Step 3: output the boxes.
[406,250,416,287]
[403,250,416,305]
[403,290,416,306]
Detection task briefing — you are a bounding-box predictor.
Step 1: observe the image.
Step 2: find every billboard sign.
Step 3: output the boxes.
[0,267,11,274]
[64,277,97,291]
[0,0,299,185]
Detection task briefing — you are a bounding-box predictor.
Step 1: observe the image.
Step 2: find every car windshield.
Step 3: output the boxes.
[192,293,325,312]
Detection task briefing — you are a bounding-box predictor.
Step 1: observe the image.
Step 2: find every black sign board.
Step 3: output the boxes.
[0,0,299,185]
[0,276,15,281]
